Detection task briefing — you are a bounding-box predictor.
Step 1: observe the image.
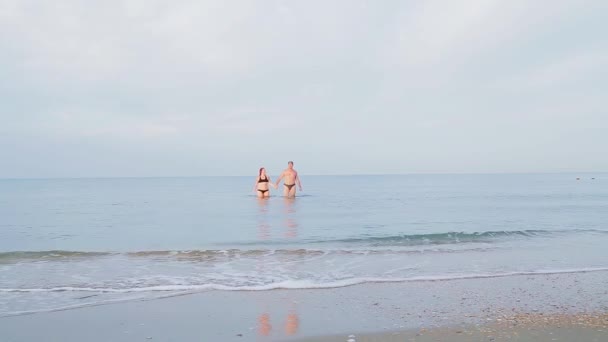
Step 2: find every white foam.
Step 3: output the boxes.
[2,267,608,294]
[0,290,194,318]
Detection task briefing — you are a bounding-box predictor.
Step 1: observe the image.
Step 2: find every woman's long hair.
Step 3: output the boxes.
[259,167,265,178]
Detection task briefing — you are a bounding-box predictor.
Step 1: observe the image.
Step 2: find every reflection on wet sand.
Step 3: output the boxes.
[284,307,300,335]
[258,312,272,336]
[257,305,300,339]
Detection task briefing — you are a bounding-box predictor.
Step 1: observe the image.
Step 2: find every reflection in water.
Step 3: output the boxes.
[255,198,300,339]
[257,197,270,213]
[283,197,298,239]
[257,198,271,240]
[258,222,271,240]
[282,197,296,214]
[255,197,300,241]
[280,200,300,336]
[284,218,298,238]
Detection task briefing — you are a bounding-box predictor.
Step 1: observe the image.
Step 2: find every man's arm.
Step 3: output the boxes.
[268,175,277,189]
[275,172,284,188]
[296,172,302,191]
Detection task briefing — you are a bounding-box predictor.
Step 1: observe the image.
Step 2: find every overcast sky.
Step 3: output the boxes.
[1,0,606,177]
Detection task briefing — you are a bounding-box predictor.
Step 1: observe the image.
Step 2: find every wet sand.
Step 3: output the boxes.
[300,313,608,341]
[1,270,607,341]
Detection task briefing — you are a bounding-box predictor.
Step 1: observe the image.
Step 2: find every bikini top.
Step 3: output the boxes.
[258,176,269,183]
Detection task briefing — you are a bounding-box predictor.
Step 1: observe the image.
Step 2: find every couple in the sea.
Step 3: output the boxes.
[253,161,303,198]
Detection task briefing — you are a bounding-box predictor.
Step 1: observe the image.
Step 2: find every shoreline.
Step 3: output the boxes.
[4,266,608,319]
[1,271,607,341]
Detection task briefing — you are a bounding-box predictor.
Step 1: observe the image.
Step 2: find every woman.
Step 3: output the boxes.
[253,167,276,198]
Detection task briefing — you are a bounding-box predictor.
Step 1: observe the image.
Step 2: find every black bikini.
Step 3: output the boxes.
[257,176,269,194]
[284,183,296,190]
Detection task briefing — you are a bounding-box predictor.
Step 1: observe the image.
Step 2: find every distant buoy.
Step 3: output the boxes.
[576,177,580,180]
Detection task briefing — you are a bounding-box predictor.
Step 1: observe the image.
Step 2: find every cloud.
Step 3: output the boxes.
[0,0,606,176]
[499,49,608,90]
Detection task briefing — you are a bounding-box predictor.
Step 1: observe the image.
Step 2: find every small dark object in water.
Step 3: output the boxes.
[576,177,580,180]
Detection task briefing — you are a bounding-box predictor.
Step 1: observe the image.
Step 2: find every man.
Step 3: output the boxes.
[275,161,303,197]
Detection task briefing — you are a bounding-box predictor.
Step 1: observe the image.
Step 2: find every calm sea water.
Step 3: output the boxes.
[1,174,607,316]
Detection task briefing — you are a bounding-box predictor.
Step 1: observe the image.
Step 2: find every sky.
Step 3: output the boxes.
[1,0,607,177]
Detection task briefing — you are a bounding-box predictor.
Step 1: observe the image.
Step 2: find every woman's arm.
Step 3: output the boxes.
[268,176,277,189]
[252,177,259,192]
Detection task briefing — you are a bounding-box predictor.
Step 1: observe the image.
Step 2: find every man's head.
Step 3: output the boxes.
[288,161,294,169]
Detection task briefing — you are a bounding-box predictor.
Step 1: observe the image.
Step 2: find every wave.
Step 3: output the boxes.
[0,246,496,264]
[241,228,608,246]
[2,228,607,262]
[0,250,113,261]
[3,267,608,294]
[322,229,550,245]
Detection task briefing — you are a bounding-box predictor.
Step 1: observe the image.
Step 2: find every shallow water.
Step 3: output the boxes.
[1,174,607,316]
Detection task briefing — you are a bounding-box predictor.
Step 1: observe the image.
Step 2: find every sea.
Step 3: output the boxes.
[1,174,607,317]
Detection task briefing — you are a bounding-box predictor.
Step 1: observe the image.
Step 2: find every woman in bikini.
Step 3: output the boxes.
[253,167,276,198]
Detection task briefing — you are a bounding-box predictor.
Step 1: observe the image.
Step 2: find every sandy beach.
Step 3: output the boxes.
[301,313,608,341]
[1,270,607,341]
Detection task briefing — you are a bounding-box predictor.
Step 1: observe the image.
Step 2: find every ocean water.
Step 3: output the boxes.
[1,174,607,316]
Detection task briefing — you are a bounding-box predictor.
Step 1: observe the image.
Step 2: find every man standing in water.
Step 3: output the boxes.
[275,161,303,197]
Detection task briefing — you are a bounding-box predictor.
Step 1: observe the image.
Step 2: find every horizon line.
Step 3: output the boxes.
[0,171,606,181]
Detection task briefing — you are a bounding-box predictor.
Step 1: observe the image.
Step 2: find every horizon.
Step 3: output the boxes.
[1,171,605,181]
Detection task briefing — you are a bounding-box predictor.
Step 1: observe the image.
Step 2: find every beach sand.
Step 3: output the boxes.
[300,313,608,341]
[1,271,607,341]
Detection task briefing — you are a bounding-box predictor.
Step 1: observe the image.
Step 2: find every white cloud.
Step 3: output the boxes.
[0,0,606,176]
[499,49,608,90]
